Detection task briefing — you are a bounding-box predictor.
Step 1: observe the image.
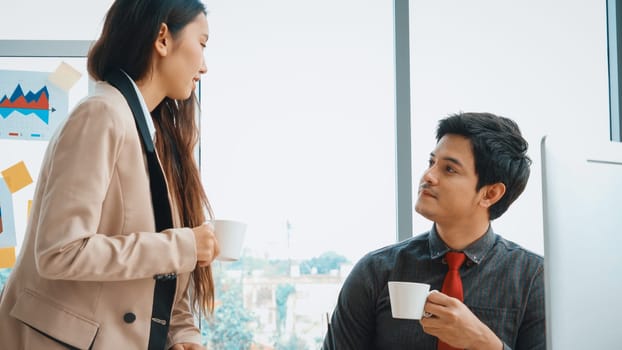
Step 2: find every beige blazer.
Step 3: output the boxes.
[0,82,201,349]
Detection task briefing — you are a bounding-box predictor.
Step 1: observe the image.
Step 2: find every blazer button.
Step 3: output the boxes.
[123,312,136,324]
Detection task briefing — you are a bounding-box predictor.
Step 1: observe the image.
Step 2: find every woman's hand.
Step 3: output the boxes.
[191,222,220,267]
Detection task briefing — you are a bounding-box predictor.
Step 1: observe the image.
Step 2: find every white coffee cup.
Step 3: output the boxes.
[209,219,247,261]
[388,281,431,320]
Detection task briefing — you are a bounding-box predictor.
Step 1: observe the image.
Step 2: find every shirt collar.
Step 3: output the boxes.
[428,224,496,265]
[121,70,156,142]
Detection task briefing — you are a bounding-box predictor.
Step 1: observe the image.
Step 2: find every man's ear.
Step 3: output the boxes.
[154,23,170,57]
[479,182,506,209]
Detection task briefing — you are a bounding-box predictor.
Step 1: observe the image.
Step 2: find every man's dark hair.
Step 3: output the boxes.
[436,112,531,220]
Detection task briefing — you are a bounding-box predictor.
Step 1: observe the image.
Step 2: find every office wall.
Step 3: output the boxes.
[0,1,112,41]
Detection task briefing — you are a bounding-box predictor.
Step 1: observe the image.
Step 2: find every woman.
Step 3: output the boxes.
[0,1,218,349]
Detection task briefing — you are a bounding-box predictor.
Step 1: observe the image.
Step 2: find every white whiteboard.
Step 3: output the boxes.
[541,135,622,349]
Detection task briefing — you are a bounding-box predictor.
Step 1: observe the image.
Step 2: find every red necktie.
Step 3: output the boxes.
[438,251,466,350]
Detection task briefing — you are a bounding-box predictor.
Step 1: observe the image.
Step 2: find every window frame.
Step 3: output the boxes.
[607,0,622,142]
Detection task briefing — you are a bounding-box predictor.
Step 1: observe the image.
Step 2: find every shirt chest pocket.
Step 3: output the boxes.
[469,305,520,346]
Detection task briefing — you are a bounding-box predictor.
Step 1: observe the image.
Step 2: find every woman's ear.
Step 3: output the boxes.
[154,23,170,57]
[479,182,506,208]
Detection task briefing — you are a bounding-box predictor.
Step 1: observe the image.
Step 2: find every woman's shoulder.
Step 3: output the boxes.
[49,82,133,145]
[74,81,131,121]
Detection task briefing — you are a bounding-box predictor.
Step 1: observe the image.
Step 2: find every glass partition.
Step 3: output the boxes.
[199,1,396,348]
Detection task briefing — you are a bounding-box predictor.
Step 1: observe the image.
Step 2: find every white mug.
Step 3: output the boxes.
[388,281,431,320]
[209,219,247,261]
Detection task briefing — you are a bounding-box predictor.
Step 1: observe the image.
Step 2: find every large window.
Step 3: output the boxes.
[199,1,396,348]
[409,0,609,255]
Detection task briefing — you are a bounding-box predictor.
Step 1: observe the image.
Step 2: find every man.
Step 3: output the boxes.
[323,112,544,350]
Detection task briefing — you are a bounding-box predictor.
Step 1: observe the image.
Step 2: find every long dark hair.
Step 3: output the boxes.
[88,0,215,315]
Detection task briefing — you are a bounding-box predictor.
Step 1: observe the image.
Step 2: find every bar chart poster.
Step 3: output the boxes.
[0,70,69,141]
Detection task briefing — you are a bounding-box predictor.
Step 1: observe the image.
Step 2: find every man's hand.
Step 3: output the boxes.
[419,291,503,350]
[170,343,206,350]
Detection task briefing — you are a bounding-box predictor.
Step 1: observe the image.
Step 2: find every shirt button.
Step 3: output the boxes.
[123,312,136,324]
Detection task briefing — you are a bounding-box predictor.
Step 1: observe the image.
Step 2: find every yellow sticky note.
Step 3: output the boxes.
[47,61,82,92]
[1,161,33,194]
[0,247,16,268]
[27,200,32,218]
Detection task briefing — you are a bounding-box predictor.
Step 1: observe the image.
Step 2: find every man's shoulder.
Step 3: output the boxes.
[347,232,431,283]
[494,234,544,266]
[361,232,430,264]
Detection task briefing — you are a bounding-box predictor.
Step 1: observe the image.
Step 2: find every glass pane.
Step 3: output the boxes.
[409,1,609,254]
[200,1,396,348]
